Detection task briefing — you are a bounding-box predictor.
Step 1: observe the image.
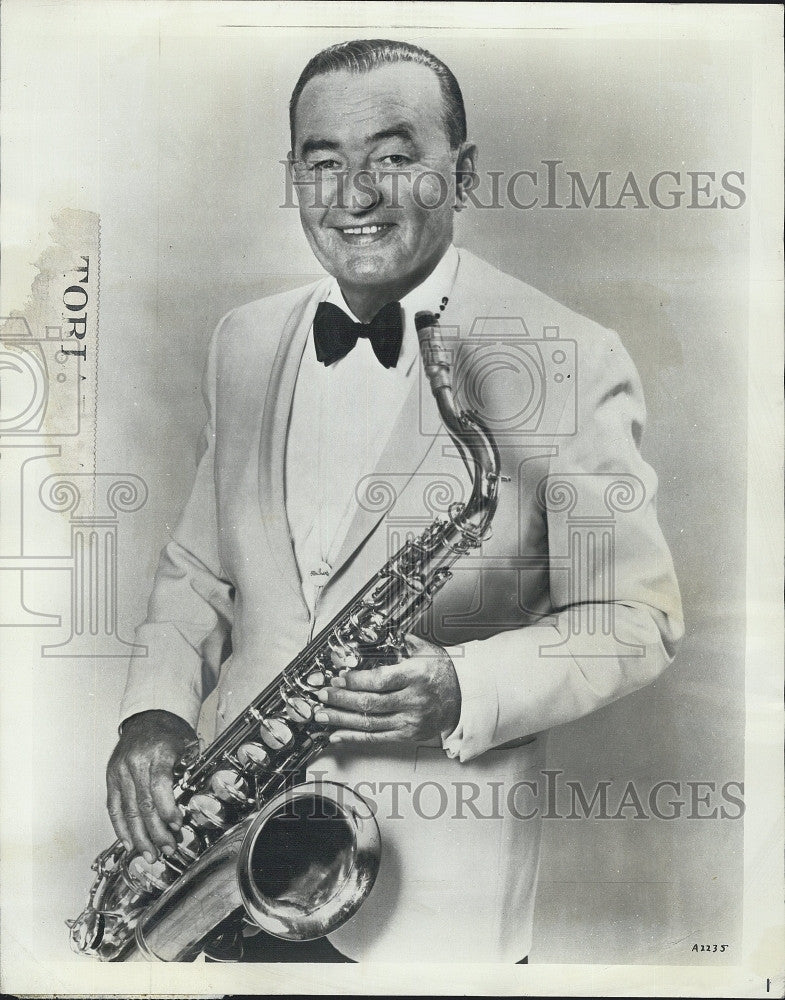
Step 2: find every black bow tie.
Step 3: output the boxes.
[313,300,403,369]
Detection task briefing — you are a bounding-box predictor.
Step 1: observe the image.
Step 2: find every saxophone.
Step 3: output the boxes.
[68,310,502,961]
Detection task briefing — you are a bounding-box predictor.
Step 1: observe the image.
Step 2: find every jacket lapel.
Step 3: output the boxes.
[257,280,330,608]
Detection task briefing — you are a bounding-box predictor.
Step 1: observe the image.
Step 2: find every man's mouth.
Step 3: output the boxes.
[334,223,395,244]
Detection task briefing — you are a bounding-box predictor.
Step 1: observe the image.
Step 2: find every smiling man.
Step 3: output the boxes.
[289,56,473,321]
[109,39,683,964]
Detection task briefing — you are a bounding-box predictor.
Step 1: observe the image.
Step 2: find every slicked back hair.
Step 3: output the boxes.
[289,38,467,151]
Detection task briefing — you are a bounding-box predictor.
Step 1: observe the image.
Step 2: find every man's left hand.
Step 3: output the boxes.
[314,634,461,745]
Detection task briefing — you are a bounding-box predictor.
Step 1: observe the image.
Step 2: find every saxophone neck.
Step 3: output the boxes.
[415,311,501,539]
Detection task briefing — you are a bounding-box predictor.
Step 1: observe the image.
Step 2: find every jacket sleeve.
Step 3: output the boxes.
[442,327,684,762]
[119,313,236,731]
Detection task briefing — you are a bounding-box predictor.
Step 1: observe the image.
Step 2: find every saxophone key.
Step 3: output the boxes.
[258,717,294,750]
[328,633,360,668]
[68,908,105,954]
[284,695,313,722]
[126,853,173,892]
[330,647,360,669]
[305,670,326,688]
[186,793,227,829]
[210,769,248,802]
[237,742,270,769]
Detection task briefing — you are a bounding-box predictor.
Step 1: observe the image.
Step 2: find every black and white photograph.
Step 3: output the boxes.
[0,2,782,996]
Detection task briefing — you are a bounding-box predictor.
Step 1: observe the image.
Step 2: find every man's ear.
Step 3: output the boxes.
[454,142,478,211]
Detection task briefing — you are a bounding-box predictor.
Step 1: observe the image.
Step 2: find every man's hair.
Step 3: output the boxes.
[289,38,467,151]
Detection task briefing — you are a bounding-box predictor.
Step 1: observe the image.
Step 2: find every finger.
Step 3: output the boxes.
[117,765,158,862]
[127,758,177,857]
[106,775,133,852]
[149,755,183,834]
[332,662,409,693]
[316,686,405,714]
[328,729,403,746]
[314,705,402,733]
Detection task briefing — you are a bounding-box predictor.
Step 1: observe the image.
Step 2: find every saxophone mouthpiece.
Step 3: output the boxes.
[415,311,451,392]
[414,310,437,332]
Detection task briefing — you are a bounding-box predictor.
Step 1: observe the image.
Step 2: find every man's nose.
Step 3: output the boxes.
[339,167,382,214]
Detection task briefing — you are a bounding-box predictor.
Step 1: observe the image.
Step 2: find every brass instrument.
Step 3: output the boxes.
[68,310,502,961]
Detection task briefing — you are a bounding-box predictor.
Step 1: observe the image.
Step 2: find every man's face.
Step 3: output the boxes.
[290,63,472,304]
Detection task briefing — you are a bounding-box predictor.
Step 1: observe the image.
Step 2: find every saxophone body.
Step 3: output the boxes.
[68,311,502,962]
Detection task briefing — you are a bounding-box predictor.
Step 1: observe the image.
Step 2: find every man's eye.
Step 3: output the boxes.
[310,158,342,172]
[378,154,411,168]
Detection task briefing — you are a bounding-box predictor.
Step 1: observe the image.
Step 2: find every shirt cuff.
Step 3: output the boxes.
[440,641,500,762]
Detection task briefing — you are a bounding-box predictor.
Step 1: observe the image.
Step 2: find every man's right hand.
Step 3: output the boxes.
[106,709,197,862]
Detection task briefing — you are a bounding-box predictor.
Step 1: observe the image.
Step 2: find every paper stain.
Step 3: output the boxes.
[0,207,100,491]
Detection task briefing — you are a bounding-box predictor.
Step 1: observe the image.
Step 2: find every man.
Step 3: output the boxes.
[108,39,683,963]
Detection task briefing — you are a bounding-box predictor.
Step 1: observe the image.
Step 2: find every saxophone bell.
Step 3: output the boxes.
[237,781,380,941]
[124,781,380,962]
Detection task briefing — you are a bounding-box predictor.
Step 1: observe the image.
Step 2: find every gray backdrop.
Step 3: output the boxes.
[41,27,749,964]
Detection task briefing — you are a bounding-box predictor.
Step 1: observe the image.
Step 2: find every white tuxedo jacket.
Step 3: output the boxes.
[121,248,683,962]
